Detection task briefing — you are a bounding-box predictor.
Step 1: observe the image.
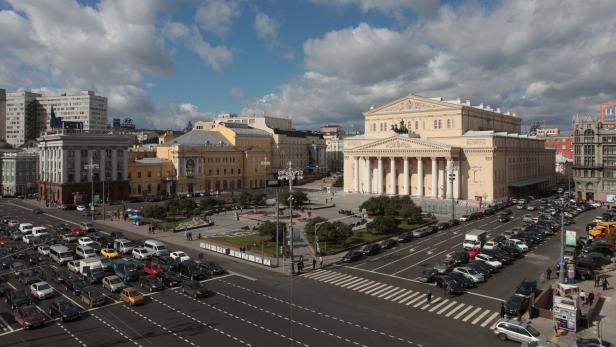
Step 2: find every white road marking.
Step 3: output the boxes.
[370,246,431,272]
[436,301,457,315]
[453,305,473,320]
[328,275,355,285]
[377,286,400,298]
[391,249,448,275]
[471,309,492,325]
[349,280,375,291]
[481,312,500,327]
[461,307,482,322]
[428,299,449,312]
[404,293,426,306]
[416,296,440,309]
[358,282,385,293]
[391,290,415,302]
[369,285,394,296]
[383,288,407,300]
[0,314,14,332]
[303,270,326,278]
[342,279,369,289]
[338,278,365,288]
[332,276,360,286]
[308,271,337,280]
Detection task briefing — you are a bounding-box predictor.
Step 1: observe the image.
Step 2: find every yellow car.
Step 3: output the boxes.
[119,288,144,306]
[101,248,120,259]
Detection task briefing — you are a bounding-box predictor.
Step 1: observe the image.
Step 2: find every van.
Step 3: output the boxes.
[76,245,97,259]
[80,222,95,232]
[114,239,135,254]
[143,240,169,256]
[31,226,49,237]
[49,245,74,265]
[18,223,33,234]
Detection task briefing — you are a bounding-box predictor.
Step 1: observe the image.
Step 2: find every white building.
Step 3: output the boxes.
[4,90,107,147]
[1,149,38,197]
[37,129,130,205]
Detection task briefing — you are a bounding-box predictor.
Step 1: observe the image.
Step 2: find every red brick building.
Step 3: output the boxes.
[543,135,573,160]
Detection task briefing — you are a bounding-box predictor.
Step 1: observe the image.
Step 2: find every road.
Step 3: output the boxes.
[0,198,599,346]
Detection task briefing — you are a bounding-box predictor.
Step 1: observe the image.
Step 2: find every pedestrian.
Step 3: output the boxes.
[500,302,505,318]
[312,258,316,270]
[198,233,201,240]
[443,282,448,297]
[554,321,560,337]
[602,277,609,291]
[595,274,601,288]
[319,256,323,268]
[546,267,552,280]
[588,292,595,305]
[426,290,432,304]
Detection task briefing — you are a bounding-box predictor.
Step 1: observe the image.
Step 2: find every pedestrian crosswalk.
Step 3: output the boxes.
[301,269,499,329]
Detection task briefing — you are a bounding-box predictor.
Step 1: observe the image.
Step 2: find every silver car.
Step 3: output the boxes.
[453,266,485,283]
[493,319,546,343]
[102,275,126,293]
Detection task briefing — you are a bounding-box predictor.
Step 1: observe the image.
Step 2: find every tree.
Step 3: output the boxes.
[327,222,352,243]
[250,192,266,206]
[164,199,180,214]
[367,216,398,234]
[237,192,252,207]
[257,220,287,242]
[305,217,328,238]
[144,205,166,219]
[278,190,309,207]
[200,197,223,211]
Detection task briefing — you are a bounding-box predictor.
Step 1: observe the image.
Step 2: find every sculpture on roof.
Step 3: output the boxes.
[391,120,409,134]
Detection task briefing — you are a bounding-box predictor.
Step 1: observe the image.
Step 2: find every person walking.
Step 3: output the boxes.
[426,290,432,304]
[588,292,595,305]
[546,267,552,280]
[500,302,505,318]
[595,274,601,288]
[312,258,316,270]
[319,256,323,268]
[602,277,609,291]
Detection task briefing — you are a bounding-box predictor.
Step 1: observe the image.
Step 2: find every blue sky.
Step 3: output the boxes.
[2,0,616,131]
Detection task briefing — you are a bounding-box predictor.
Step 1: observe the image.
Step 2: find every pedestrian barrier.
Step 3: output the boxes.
[200,242,272,267]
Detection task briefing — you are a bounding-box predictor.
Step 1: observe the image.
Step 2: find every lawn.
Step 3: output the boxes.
[207,232,278,258]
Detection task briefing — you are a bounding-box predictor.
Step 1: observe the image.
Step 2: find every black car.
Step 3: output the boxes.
[380,239,398,249]
[160,271,182,287]
[48,299,81,321]
[500,245,523,258]
[433,275,464,295]
[32,208,43,214]
[342,251,364,263]
[482,249,513,265]
[575,265,595,281]
[436,222,450,230]
[483,208,494,216]
[503,294,529,318]
[5,289,33,309]
[447,251,469,266]
[397,232,414,243]
[80,286,106,308]
[181,280,211,298]
[447,271,476,289]
[64,276,87,295]
[361,243,382,256]
[580,253,611,267]
[448,219,460,227]
[467,261,493,277]
[515,280,537,297]
[42,265,69,284]
[18,270,41,285]
[498,215,510,223]
[139,275,164,292]
[417,269,437,283]
[199,261,225,276]
[179,262,207,281]
[574,338,614,347]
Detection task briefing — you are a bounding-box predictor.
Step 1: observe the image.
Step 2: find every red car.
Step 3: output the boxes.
[144,261,163,276]
[0,237,7,246]
[467,246,480,259]
[70,226,85,237]
[14,305,45,329]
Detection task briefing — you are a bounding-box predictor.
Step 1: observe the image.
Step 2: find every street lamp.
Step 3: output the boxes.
[84,158,99,222]
[260,155,271,195]
[277,161,303,274]
[448,164,457,221]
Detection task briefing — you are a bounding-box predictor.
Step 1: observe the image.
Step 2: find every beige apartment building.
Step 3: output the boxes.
[343,95,556,204]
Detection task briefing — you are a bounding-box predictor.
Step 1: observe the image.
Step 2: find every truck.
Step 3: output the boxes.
[79,258,105,284]
[462,229,488,250]
[111,259,139,282]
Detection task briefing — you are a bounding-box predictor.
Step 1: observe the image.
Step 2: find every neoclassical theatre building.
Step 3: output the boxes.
[343,95,556,204]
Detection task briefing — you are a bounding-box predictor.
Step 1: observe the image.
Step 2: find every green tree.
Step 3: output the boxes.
[367,215,398,234]
[178,198,197,216]
[250,192,266,206]
[257,220,287,242]
[305,217,328,239]
[144,205,166,219]
[200,197,223,211]
[326,221,352,243]
[278,190,309,207]
[237,192,252,207]
[164,198,180,213]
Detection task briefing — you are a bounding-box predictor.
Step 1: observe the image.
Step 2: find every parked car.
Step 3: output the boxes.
[433,275,464,295]
[80,286,106,307]
[493,319,546,343]
[139,275,164,292]
[18,270,41,285]
[160,271,182,287]
[30,281,55,300]
[417,269,438,283]
[119,287,144,306]
[380,239,398,249]
[452,266,485,283]
[448,219,460,227]
[198,261,225,276]
[170,251,191,262]
[361,243,382,256]
[14,305,45,329]
[143,261,164,276]
[5,289,32,309]
[447,271,476,289]
[459,215,472,222]
[42,265,69,284]
[434,259,456,274]
[102,275,126,293]
[48,299,81,322]
[132,248,154,260]
[436,222,449,230]
[572,338,614,347]
[63,276,86,295]
[447,251,470,266]
[101,248,120,259]
[515,280,537,297]
[475,253,503,269]
[482,241,500,251]
[397,232,414,243]
[342,251,364,263]
[182,280,211,298]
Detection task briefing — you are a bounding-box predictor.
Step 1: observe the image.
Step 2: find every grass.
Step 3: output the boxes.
[207,232,278,257]
[397,220,423,231]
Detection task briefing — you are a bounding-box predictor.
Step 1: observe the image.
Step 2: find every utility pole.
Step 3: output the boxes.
[275,190,280,267]
[85,158,99,222]
[277,161,303,274]
[260,156,271,196]
[448,167,456,221]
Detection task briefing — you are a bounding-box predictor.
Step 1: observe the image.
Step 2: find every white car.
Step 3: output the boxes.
[102,275,126,293]
[76,205,87,211]
[590,202,601,208]
[37,245,50,256]
[526,205,536,211]
[132,248,154,260]
[508,239,529,252]
[516,204,526,210]
[459,215,472,222]
[170,251,191,262]
[482,241,499,251]
[8,220,19,227]
[78,237,94,246]
[475,253,503,268]
[67,260,80,273]
[22,234,38,245]
[30,281,55,299]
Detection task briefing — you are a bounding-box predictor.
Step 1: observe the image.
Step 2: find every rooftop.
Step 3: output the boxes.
[159,130,231,147]
[220,123,271,137]
[133,158,172,164]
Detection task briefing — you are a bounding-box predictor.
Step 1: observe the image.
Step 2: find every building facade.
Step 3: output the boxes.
[320,125,345,173]
[5,91,40,147]
[128,158,174,197]
[1,150,38,196]
[542,134,573,181]
[343,95,555,204]
[536,128,560,136]
[37,130,130,204]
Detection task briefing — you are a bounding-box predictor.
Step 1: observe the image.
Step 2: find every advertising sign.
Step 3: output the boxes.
[607,194,616,203]
[601,102,616,124]
[565,230,577,247]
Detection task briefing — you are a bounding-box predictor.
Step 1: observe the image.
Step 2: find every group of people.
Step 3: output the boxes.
[595,275,610,291]
[294,255,324,274]
[185,231,200,240]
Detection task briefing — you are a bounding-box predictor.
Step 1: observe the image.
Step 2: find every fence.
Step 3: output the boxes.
[200,241,272,267]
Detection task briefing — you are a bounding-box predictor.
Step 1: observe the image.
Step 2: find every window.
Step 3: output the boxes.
[415,121,419,130]
[447,119,454,128]
[137,172,141,178]
[434,120,438,129]
[238,168,241,175]
[147,171,151,178]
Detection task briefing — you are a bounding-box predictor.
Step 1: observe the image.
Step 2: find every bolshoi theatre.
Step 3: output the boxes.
[343,95,556,205]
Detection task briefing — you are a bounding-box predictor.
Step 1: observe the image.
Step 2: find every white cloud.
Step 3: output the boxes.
[230,87,244,99]
[245,1,616,130]
[254,11,279,43]
[195,0,240,37]
[310,0,439,17]
[150,102,212,130]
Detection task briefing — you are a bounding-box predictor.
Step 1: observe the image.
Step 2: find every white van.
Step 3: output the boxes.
[31,226,49,237]
[143,239,169,256]
[76,245,98,259]
[49,245,74,264]
[18,223,33,234]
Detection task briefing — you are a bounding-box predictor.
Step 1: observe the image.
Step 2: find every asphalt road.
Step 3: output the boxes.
[0,198,599,347]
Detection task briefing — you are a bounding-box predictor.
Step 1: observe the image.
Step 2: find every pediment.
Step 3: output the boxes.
[351,136,451,152]
[365,95,460,116]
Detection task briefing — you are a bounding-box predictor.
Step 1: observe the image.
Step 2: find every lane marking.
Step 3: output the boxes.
[428,299,449,312]
[391,250,448,276]
[337,278,364,288]
[461,307,482,322]
[471,309,491,325]
[369,285,394,296]
[436,301,457,315]
[454,305,473,320]
[481,312,500,327]
[229,271,256,281]
[370,246,431,272]
[377,286,400,298]
[333,277,360,286]
[362,283,389,295]
[383,288,407,300]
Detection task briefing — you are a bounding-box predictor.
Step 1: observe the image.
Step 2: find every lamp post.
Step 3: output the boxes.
[260,156,271,196]
[84,158,99,222]
[448,165,456,221]
[277,161,303,274]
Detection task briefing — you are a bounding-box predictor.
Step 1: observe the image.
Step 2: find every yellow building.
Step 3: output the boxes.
[128,158,174,197]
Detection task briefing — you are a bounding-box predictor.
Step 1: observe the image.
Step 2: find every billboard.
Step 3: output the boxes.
[607,194,616,203]
[565,230,577,247]
[600,102,616,124]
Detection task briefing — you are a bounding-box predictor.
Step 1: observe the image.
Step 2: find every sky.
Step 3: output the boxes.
[1,0,616,132]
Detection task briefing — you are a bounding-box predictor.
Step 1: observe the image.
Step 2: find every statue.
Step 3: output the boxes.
[392,120,409,134]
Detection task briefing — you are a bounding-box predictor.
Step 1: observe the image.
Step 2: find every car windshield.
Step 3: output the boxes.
[14,291,27,299]
[37,283,51,290]
[110,277,121,284]
[526,325,540,337]
[21,306,39,316]
[467,269,479,275]
[127,290,141,296]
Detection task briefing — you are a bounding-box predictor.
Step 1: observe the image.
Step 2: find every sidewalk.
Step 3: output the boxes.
[530,264,615,346]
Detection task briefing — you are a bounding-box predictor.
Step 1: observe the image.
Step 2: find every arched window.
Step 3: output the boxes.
[584,129,594,136]
[185,158,195,177]
[585,182,594,190]
[137,184,142,194]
